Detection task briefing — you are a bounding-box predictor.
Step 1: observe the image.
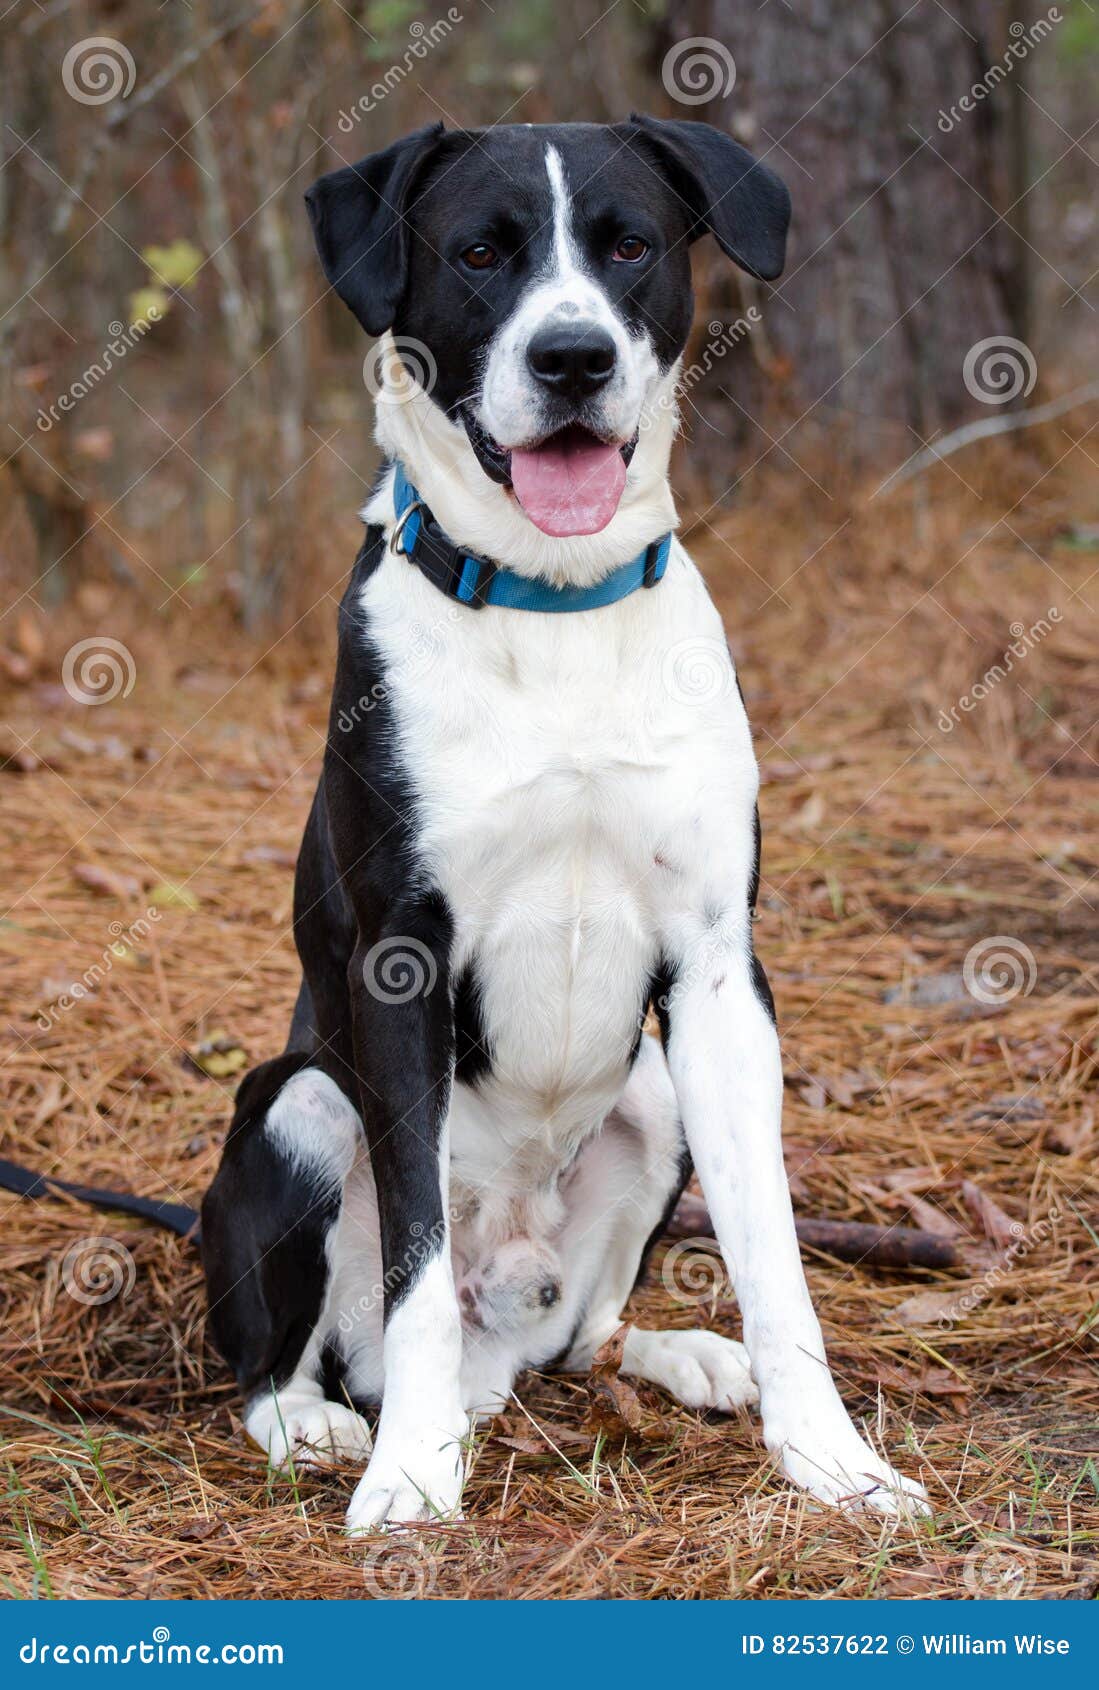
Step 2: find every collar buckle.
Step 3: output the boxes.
[390,461,670,614]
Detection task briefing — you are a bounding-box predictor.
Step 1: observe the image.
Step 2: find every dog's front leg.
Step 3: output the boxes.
[343,911,467,1533]
[665,948,930,1517]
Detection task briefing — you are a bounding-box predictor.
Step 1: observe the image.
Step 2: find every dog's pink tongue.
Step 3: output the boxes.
[509,435,626,536]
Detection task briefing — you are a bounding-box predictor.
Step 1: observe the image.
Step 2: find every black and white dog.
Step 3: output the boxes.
[201,116,929,1531]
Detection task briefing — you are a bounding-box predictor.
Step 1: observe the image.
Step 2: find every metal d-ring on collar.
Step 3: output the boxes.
[389,496,427,557]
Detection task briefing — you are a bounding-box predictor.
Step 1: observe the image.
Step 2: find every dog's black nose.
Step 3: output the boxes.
[527,323,616,400]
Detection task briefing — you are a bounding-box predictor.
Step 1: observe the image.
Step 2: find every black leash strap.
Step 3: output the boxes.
[0,1157,200,1243]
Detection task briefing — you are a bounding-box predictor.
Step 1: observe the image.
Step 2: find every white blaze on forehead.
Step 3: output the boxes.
[544,144,581,284]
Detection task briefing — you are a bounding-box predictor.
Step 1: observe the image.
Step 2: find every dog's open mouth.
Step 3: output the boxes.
[462,410,637,538]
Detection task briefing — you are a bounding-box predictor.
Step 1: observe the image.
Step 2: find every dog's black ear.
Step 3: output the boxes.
[628,113,790,281]
[304,123,445,336]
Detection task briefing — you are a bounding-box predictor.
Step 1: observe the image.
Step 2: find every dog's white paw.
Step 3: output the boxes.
[628,1327,760,1412]
[768,1415,930,1518]
[245,1391,373,1471]
[345,1427,466,1534]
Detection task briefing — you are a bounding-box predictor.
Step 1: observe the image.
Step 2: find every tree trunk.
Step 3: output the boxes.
[658,0,1033,481]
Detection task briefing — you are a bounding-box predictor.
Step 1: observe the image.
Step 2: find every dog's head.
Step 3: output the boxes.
[306,118,789,542]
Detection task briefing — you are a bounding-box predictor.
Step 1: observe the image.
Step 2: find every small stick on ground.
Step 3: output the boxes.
[667,1191,958,1270]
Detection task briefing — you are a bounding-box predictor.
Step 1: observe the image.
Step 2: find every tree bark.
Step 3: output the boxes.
[658,0,1033,479]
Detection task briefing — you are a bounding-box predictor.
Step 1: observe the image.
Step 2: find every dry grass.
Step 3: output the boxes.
[1,430,1097,1600]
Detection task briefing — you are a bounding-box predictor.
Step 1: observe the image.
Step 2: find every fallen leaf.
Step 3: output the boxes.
[879,1568,953,1598]
[32,1079,67,1128]
[582,1323,670,1445]
[879,1364,971,1407]
[58,728,130,761]
[72,862,140,900]
[177,1518,225,1542]
[883,972,969,1006]
[57,728,98,755]
[241,845,296,869]
[792,791,825,830]
[878,1166,940,1194]
[824,1073,855,1108]
[493,1419,591,1456]
[177,667,238,695]
[889,1289,964,1330]
[956,1240,1002,1275]
[903,1195,968,1241]
[761,753,838,782]
[289,674,326,703]
[190,1031,247,1079]
[795,1069,878,1112]
[494,1434,544,1455]
[584,1324,643,1437]
[148,881,199,911]
[961,1180,1018,1252]
[1042,1108,1093,1156]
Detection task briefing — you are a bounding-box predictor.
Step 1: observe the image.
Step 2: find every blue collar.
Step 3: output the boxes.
[390,462,671,613]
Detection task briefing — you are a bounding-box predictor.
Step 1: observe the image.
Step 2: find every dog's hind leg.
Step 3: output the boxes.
[201,1057,373,1470]
[546,1035,758,1414]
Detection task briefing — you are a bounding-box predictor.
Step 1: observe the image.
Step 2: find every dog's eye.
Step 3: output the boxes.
[613,235,649,263]
[462,243,499,271]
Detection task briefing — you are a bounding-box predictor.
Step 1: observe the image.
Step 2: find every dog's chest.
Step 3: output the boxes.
[364,550,752,1159]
